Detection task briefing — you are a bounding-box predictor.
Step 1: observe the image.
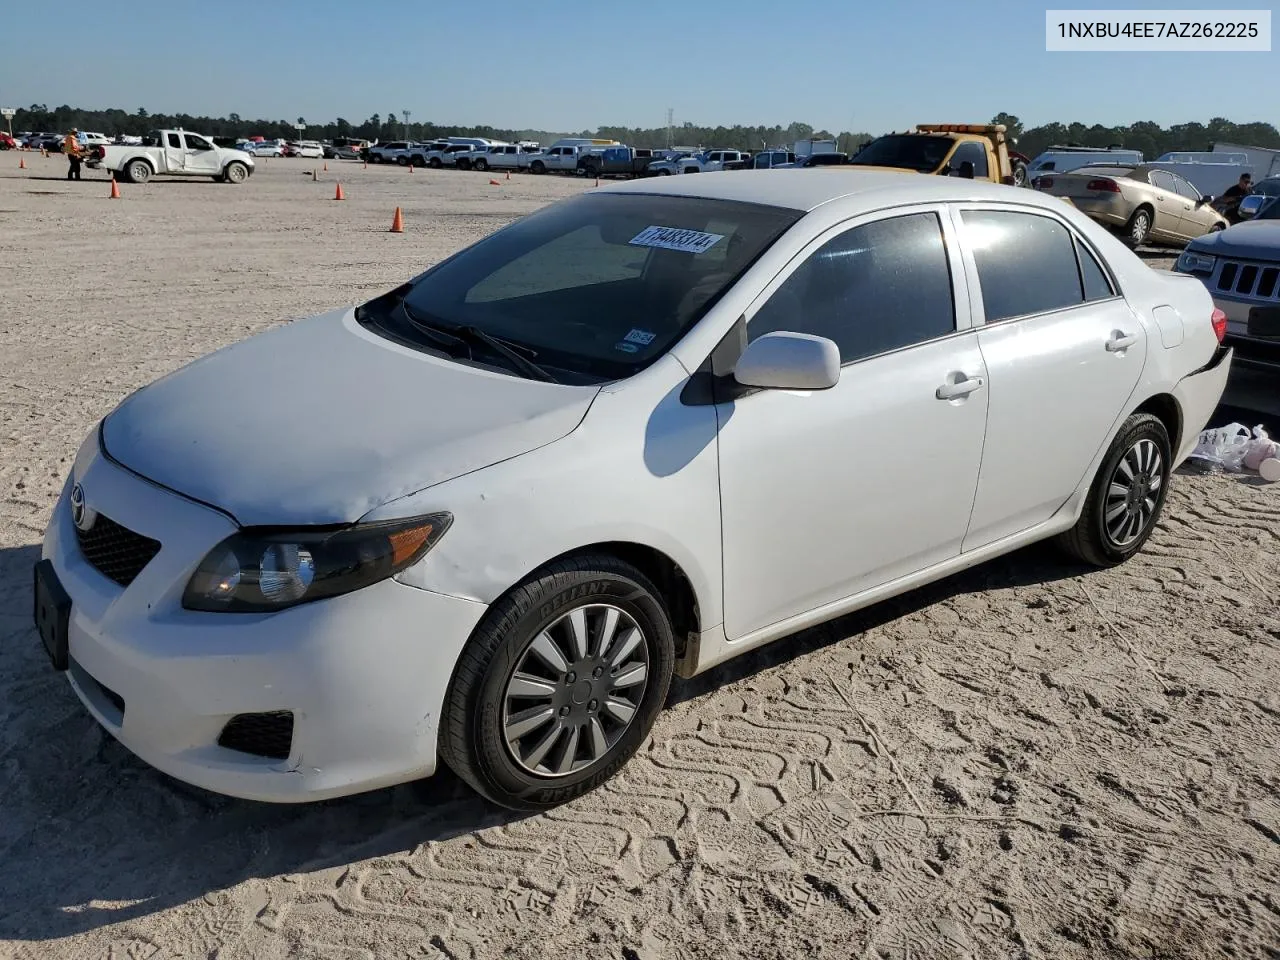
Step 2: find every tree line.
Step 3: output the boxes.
[10,104,1280,157]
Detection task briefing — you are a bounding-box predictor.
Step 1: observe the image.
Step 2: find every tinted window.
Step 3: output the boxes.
[166,133,181,148]
[1149,170,1177,192]
[749,213,955,364]
[849,134,954,172]
[185,134,212,151]
[960,210,1083,321]
[383,194,801,382]
[949,141,989,178]
[1077,239,1114,300]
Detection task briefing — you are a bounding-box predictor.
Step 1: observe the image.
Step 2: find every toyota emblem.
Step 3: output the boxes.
[70,483,93,531]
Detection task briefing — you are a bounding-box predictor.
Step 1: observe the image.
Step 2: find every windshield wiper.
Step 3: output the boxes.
[398,300,558,383]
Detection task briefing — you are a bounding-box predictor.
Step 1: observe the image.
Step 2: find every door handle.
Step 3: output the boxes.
[1106,332,1138,352]
[935,376,985,400]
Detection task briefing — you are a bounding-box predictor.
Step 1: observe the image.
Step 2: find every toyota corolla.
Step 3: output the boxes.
[35,172,1232,810]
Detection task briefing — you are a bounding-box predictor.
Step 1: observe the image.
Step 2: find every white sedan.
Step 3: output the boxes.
[35,172,1232,810]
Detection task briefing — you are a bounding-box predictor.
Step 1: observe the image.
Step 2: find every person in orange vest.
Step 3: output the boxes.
[64,128,83,181]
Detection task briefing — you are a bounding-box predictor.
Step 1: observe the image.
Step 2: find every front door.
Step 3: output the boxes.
[953,206,1147,550]
[181,133,221,175]
[717,208,989,640]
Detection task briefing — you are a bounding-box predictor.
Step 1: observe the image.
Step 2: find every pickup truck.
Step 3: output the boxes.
[648,149,751,175]
[366,141,413,163]
[86,129,255,184]
[847,124,1027,186]
[577,146,658,179]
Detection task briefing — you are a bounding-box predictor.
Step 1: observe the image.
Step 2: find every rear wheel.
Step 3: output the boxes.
[1125,208,1152,247]
[439,554,676,811]
[1056,412,1171,567]
[127,159,152,184]
[429,157,442,169]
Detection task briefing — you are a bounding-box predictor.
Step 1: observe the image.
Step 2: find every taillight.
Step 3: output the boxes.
[1211,308,1227,343]
[1086,178,1121,193]
[1033,176,1054,189]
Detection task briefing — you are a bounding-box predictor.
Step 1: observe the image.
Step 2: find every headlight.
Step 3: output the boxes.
[183,513,451,612]
[1176,250,1216,274]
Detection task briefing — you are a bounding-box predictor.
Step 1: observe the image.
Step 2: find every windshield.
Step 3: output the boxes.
[362,193,802,383]
[849,134,955,172]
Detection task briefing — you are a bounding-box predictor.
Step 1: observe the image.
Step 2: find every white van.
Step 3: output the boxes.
[1027,146,1144,179]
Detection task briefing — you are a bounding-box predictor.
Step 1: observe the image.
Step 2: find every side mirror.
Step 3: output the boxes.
[733,332,841,391]
[958,160,975,180]
[1238,194,1265,220]
[1199,194,1213,205]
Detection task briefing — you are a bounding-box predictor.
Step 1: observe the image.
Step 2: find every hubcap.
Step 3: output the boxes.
[502,603,649,778]
[1104,438,1164,546]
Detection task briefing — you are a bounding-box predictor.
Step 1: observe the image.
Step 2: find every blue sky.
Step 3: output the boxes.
[2,0,1275,133]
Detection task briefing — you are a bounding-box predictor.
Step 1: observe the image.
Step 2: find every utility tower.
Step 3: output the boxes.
[403,110,411,139]
[666,108,674,149]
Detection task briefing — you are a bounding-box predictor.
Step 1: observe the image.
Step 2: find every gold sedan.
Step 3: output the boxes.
[1031,163,1228,248]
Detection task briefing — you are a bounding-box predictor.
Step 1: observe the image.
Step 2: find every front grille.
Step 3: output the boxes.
[1216,260,1280,301]
[218,712,294,760]
[74,514,161,587]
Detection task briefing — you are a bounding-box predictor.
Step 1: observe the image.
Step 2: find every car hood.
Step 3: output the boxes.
[1185,219,1280,258]
[101,309,599,526]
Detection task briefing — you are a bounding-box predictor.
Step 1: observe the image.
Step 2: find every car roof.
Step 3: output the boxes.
[595,168,1078,214]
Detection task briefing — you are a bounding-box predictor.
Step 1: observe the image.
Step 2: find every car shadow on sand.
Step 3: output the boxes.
[0,537,1090,941]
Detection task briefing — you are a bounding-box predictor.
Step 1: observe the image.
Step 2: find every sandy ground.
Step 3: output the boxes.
[1,154,1278,960]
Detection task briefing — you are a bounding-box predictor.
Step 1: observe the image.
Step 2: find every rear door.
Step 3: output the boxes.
[163,131,185,172]
[1146,170,1187,240]
[954,205,1146,550]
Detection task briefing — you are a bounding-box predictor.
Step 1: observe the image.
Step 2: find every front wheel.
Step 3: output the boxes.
[474,159,488,172]
[530,161,546,175]
[439,554,676,811]
[1055,412,1171,567]
[223,161,249,184]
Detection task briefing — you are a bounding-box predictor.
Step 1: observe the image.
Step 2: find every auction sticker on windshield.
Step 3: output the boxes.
[630,226,725,254]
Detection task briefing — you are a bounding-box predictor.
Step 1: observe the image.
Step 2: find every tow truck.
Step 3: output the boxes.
[847,124,1030,186]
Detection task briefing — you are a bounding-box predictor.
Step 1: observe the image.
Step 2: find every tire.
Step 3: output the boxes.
[659,169,671,176]
[1125,208,1152,247]
[223,161,249,184]
[530,160,546,175]
[429,157,442,169]
[474,159,488,172]
[439,554,676,811]
[1209,222,1226,232]
[1055,412,1171,568]
[127,159,152,184]
[456,159,471,171]
[1012,161,1028,188]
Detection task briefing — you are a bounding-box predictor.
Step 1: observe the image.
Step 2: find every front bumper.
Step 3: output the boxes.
[40,435,487,802]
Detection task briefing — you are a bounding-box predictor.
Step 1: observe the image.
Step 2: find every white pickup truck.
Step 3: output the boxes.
[87,129,255,184]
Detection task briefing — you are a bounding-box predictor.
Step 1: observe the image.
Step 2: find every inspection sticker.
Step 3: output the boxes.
[629,225,725,254]
[623,328,656,346]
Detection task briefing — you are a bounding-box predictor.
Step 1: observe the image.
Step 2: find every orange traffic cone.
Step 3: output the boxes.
[334,182,345,200]
[109,177,120,199]
[323,161,328,172]
[312,168,318,181]
[18,156,25,169]
[389,207,404,233]
[489,178,500,186]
